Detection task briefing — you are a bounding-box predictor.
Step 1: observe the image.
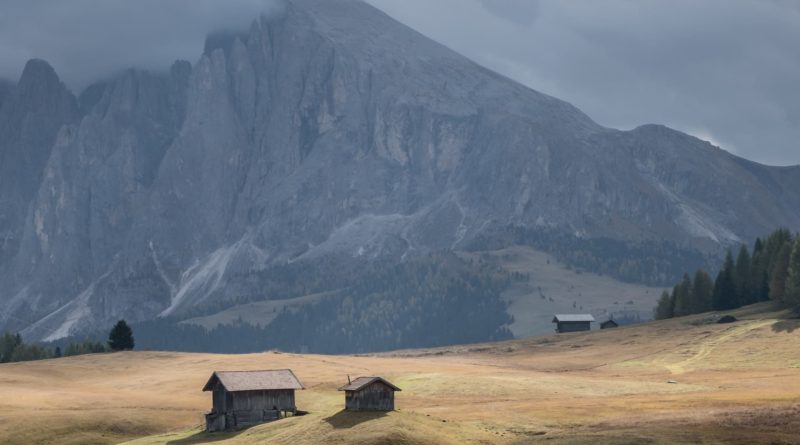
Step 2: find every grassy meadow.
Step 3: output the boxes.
[0,303,798,444]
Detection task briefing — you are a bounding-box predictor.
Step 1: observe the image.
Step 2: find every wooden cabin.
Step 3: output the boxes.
[202,369,304,432]
[552,314,595,333]
[338,376,401,411]
[600,319,619,329]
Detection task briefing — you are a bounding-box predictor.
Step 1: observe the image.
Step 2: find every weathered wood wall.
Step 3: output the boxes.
[206,387,297,431]
[556,321,591,333]
[231,389,295,412]
[345,381,395,411]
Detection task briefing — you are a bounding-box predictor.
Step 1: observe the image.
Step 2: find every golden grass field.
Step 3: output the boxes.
[1,303,798,445]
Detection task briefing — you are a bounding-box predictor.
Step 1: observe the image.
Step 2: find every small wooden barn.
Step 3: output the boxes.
[338,376,401,411]
[600,319,619,329]
[202,369,304,432]
[552,314,595,333]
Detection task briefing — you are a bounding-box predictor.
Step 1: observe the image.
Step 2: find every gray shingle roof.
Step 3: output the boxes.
[202,369,305,392]
[338,376,401,392]
[552,314,596,323]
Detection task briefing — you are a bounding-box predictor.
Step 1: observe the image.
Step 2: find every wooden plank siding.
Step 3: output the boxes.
[230,389,295,412]
[345,381,395,411]
[555,321,591,333]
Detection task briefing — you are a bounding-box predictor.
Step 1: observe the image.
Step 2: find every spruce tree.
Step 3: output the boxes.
[785,237,800,311]
[654,290,674,320]
[734,244,752,304]
[712,251,737,310]
[108,320,135,351]
[764,229,792,273]
[769,243,792,302]
[691,269,714,313]
[0,333,23,363]
[673,274,693,316]
[750,238,770,302]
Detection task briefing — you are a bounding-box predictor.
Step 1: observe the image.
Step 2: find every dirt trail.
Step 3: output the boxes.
[664,320,776,374]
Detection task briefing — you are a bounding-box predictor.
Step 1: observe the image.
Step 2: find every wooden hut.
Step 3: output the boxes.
[202,369,304,432]
[338,376,401,411]
[552,314,595,333]
[600,319,619,329]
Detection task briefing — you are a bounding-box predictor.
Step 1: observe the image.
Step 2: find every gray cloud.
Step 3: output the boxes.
[0,0,279,89]
[367,0,800,166]
[0,0,797,165]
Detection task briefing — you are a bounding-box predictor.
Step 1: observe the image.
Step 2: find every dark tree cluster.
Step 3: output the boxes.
[102,252,515,354]
[3,321,136,364]
[0,332,50,362]
[0,332,107,363]
[655,229,800,319]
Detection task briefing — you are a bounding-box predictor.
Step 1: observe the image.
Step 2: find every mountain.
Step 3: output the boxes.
[1,0,799,345]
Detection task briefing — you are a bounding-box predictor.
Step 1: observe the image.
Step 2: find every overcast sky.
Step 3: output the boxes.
[0,0,797,166]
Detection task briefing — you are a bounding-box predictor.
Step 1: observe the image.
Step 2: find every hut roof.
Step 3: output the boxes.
[202,369,304,392]
[338,376,402,392]
[552,314,595,323]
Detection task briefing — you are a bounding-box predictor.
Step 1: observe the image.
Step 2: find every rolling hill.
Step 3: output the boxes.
[0,303,798,444]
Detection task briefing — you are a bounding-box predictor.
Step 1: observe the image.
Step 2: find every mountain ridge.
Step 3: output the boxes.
[1,0,799,344]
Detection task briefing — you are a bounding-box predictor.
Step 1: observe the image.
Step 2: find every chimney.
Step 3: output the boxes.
[347,375,351,384]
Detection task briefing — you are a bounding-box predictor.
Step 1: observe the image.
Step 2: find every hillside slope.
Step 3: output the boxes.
[0,304,798,445]
[1,0,799,341]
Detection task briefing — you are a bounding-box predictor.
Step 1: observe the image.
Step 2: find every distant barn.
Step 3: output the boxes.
[552,314,595,333]
[600,319,619,329]
[203,369,304,432]
[338,376,401,411]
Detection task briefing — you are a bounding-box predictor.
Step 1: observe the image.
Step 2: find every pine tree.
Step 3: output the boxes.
[769,243,792,302]
[673,274,693,317]
[764,229,793,272]
[0,333,23,363]
[734,244,752,304]
[750,238,770,302]
[108,320,135,351]
[54,346,62,358]
[654,290,674,320]
[785,237,800,311]
[712,251,737,310]
[691,269,714,313]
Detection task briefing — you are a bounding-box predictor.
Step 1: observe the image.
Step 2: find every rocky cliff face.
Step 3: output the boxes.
[1,0,799,341]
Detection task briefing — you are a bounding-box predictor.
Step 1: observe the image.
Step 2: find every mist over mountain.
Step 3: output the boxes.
[1,0,799,350]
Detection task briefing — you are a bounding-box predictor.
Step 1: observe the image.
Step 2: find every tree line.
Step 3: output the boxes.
[108,252,514,354]
[655,229,800,319]
[0,320,135,364]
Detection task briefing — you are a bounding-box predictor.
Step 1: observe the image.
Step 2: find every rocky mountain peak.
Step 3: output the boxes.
[14,59,74,111]
[1,2,799,345]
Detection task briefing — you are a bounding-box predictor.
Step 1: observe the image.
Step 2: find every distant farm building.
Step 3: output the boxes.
[203,369,304,432]
[552,314,595,333]
[338,376,401,411]
[600,319,619,329]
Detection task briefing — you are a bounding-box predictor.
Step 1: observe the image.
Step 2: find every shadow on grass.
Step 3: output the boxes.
[166,413,309,444]
[324,410,387,429]
[166,426,253,445]
[772,319,800,333]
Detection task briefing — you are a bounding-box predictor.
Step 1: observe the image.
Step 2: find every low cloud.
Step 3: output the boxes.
[0,0,279,89]
[0,0,797,165]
